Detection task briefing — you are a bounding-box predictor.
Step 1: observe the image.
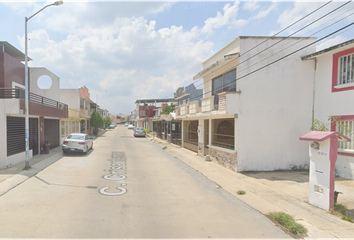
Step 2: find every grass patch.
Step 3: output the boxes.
[267,212,307,238]
[162,146,167,150]
[342,215,354,223]
[236,190,246,195]
[331,204,354,223]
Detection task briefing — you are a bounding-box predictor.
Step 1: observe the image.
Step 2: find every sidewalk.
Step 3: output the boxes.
[149,135,354,239]
[0,131,353,239]
[0,129,106,197]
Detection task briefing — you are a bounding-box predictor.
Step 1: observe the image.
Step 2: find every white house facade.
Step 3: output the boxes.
[177,36,317,172]
[302,39,354,179]
[59,89,82,143]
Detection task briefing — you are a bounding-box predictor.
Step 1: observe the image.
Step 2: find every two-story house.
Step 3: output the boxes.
[0,41,68,169]
[177,36,317,172]
[135,99,175,130]
[302,38,354,179]
[60,86,104,142]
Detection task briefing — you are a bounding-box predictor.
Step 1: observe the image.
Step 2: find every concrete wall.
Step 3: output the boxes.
[60,89,80,111]
[0,52,26,88]
[203,38,240,69]
[235,37,316,171]
[311,44,354,179]
[29,67,60,101]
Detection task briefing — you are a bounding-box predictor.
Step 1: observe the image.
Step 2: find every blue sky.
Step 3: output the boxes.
[1,1,354,115]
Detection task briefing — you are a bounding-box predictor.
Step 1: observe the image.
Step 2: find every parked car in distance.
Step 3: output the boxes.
[127,124,134,129]
[125,123,128,127]
[62,133,93,154]
[108,124,116,129]
[134,127,146,137]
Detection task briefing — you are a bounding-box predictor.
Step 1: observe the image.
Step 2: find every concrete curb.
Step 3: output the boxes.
[149,137,354,239]
[0,129,107,197]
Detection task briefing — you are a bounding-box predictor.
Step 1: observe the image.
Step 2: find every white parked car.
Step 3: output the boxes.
[125,123,129,127]
[134,127,146,137]
[127,124,134,129]
[62,133,93,154]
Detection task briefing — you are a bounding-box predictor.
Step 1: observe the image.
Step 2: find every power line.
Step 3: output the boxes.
[187,21,354,104]
[186,2,354,101]
[161,1,342,100]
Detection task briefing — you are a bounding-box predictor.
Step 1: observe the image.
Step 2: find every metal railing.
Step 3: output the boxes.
[212,133,234,150]
[0,88,24,99]
[0,88,68,110]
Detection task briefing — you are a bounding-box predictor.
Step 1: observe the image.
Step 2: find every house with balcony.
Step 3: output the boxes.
[0,41,68,169]
[177,36,317,172]
[302,38,354,180]
[135,98,175,130]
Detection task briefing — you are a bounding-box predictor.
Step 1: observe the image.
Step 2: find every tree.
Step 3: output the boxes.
[103,116,112,129]
[162,104,175,114]
[90,111,103,136]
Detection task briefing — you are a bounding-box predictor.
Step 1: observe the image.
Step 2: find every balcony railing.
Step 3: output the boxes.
[217,91,240,114]
[188,100,200,114]
[201,96,214,112]
[0,88,68,111]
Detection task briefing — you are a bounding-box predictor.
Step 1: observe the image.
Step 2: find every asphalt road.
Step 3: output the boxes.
[0,125,290,238]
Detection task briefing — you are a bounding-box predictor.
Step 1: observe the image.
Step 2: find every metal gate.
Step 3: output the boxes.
[171,121,181,146]
[44,119,59,149]
[154,121,162,139]
[183,120,198,152]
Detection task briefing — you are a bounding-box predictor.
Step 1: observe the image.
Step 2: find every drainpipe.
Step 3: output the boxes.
[311,58,317,127]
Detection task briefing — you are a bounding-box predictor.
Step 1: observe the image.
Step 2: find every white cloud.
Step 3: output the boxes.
[274,1,354,37]
[242,2,260,12]
[17,11,213,114]
[250,2,277,20]
[201,1,241,35]
[316,36,348,51]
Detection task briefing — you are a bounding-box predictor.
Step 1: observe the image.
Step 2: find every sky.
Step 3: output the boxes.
[1,0,354,116]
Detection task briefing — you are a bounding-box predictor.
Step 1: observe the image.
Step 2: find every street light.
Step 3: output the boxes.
[24,0,63,169]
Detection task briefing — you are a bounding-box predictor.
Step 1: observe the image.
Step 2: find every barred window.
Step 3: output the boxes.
[338,53,354,86]
[336,119,354,152]
[212,119,234,150]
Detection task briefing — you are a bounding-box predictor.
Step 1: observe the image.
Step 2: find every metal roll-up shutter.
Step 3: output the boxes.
[44,119,59,149]
[7,117,25,156]
[7,117,39,156]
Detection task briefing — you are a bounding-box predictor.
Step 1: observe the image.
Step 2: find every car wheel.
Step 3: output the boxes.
[84,146,88,154]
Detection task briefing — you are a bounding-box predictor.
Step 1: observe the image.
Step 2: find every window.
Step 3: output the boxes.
[338,54,354,85]
[212,69,236,108]
[184,121,198,145]
[211,119,234,150]
[332,116,354,155]
[332,47,354,92]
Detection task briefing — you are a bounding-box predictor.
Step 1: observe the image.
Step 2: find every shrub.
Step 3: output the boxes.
[236,190,246,195]
[268,212,307,237]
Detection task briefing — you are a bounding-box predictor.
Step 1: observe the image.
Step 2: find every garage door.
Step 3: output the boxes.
[44,119,59,149]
